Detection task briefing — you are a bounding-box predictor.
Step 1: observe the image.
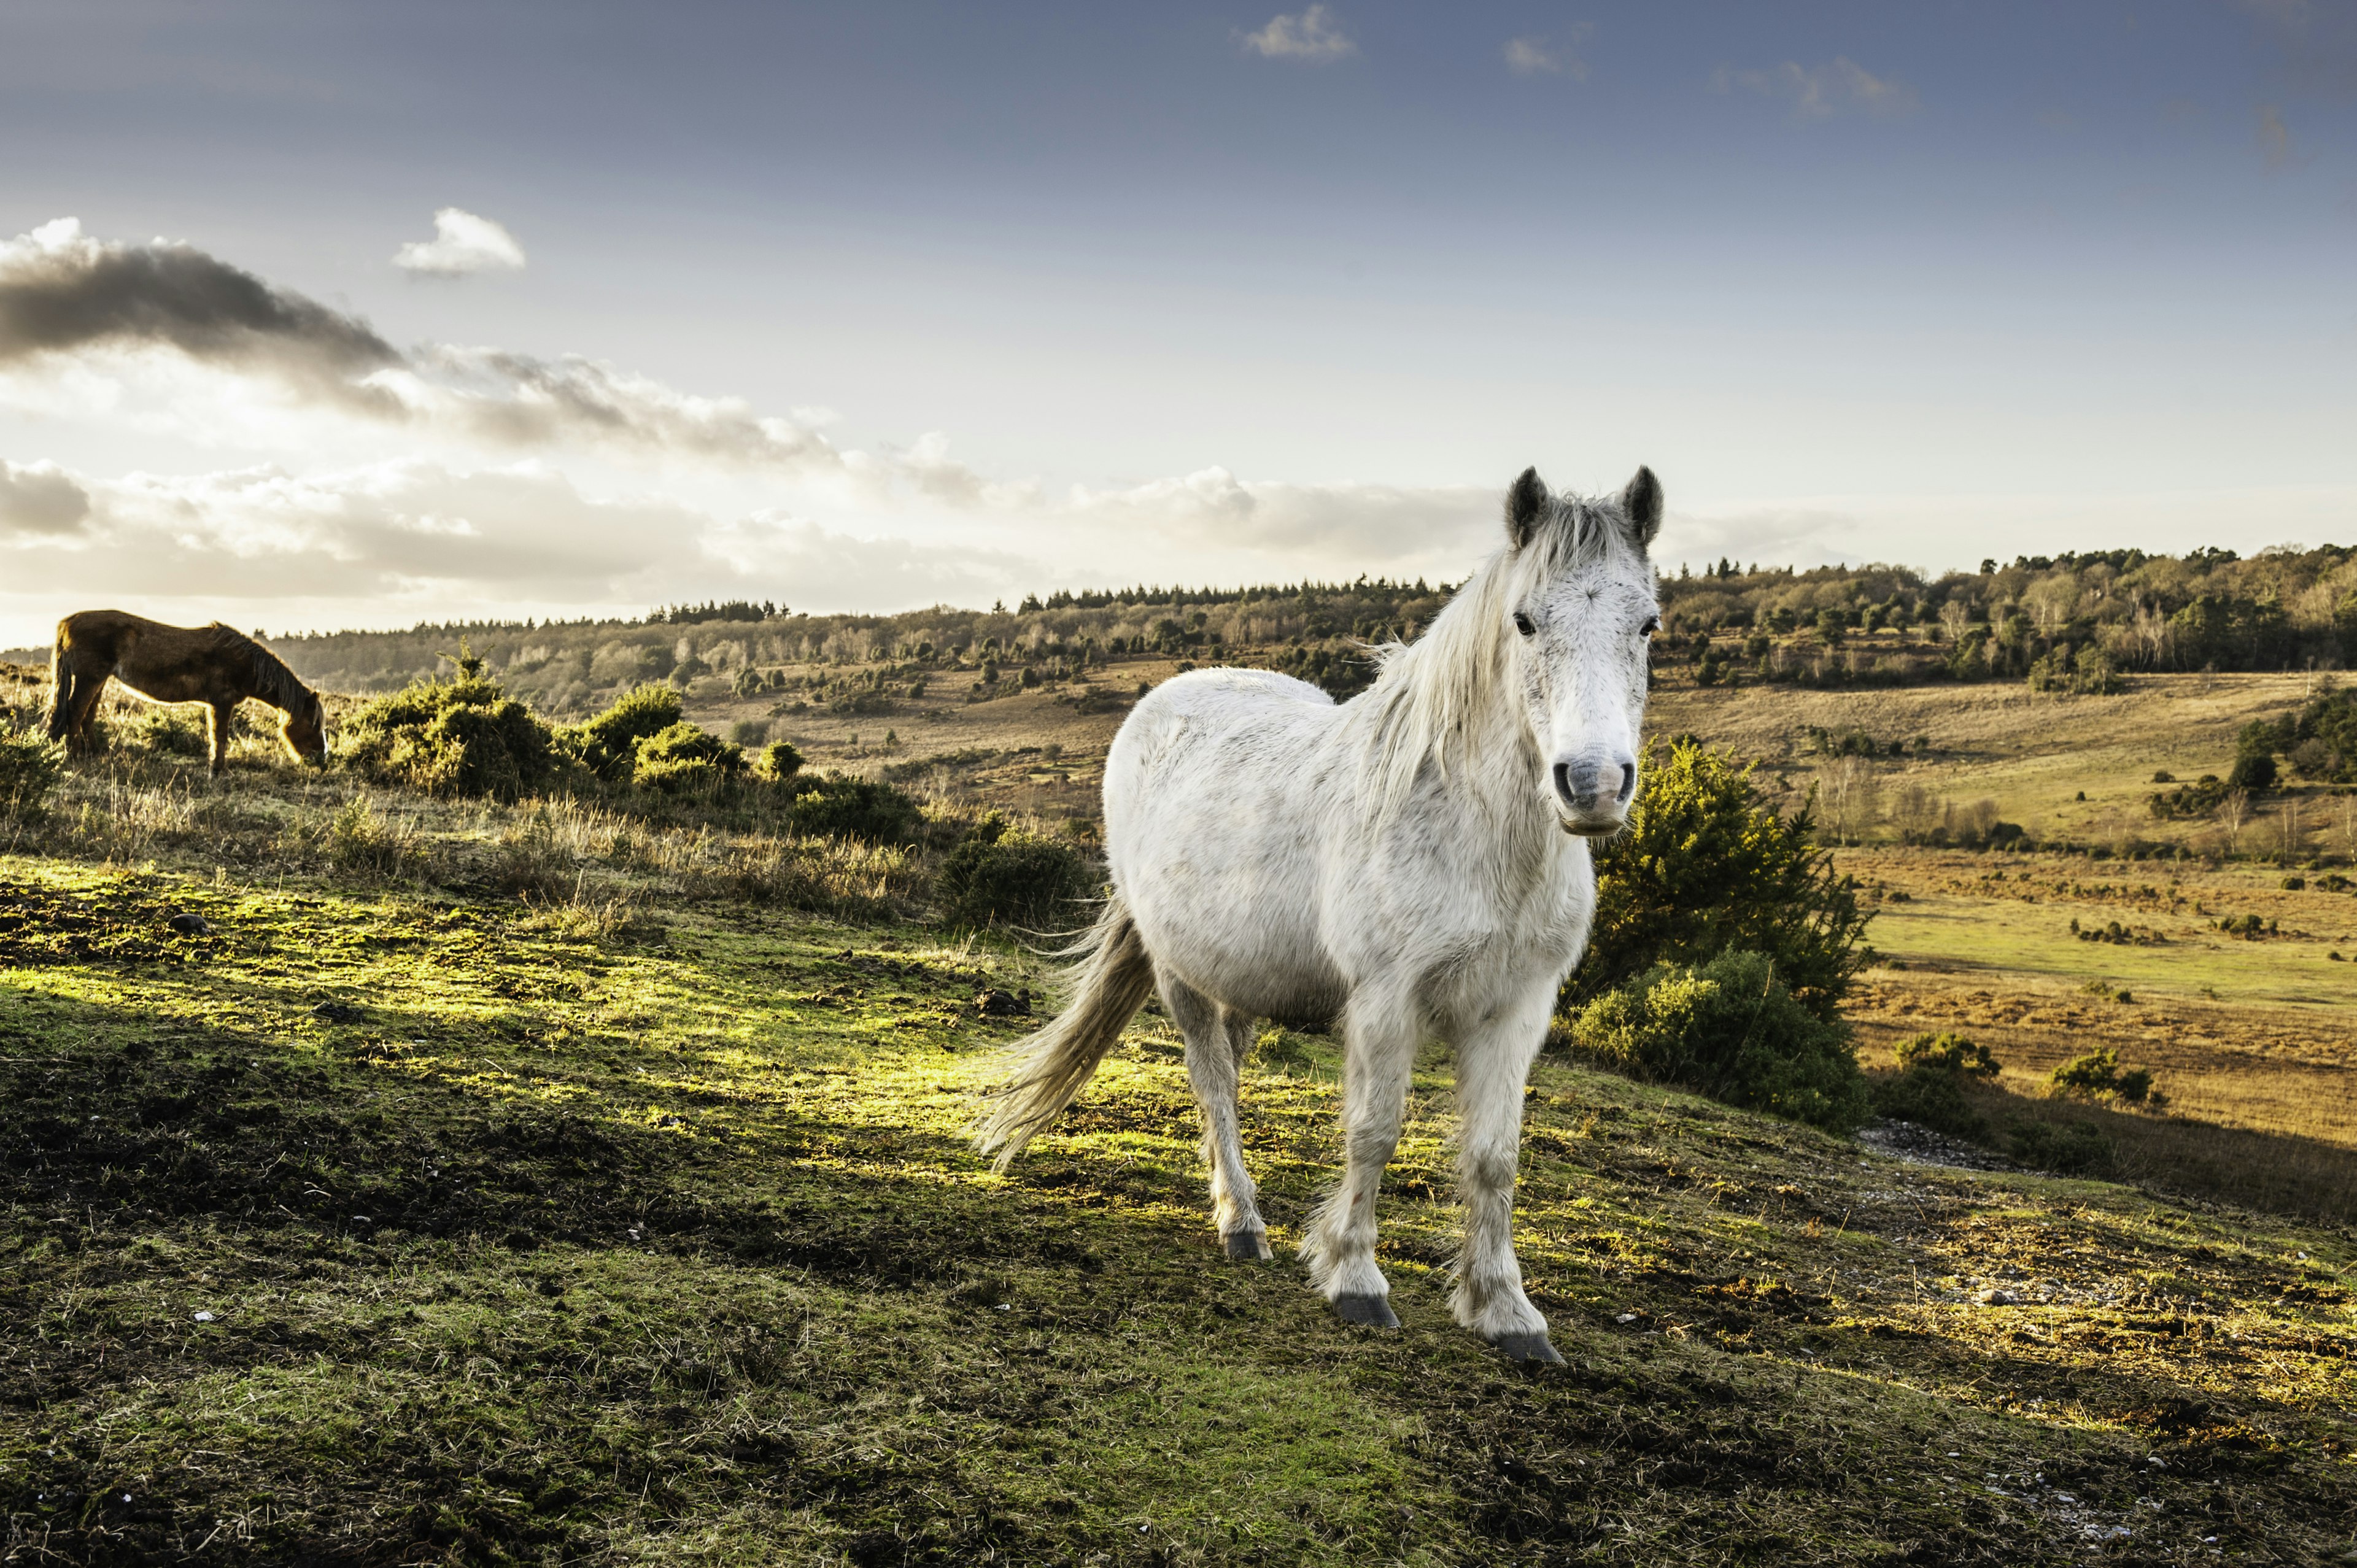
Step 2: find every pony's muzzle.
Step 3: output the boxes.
[1551,754,1636,834]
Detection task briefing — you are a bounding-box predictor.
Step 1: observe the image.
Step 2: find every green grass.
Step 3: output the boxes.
[4,857,2355,1565]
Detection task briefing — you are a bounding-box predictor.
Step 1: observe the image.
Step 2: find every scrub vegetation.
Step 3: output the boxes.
[0,595,2353,1564]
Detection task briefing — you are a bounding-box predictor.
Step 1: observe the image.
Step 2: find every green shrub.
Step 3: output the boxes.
[570,686,684,779]
[754,741,804,782]
[632,722,743,795]
[2049,1047,2161,1106]
[0,727,66,821]
[936,813,1099,930]
[1573,740,1873,1022]
[2007,1118,2113,1176]
[782,775,921,844]
[341,670,555,800]
[1568,949,1870,1132]
[1892,1031,2000,1077]
[1871,1032,2002,1138]
[729,718,770,747]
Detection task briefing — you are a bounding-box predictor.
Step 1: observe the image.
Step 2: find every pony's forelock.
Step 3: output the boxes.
[1366,493,1651,812]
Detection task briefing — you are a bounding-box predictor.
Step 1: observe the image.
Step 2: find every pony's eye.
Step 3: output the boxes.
[1639,616,1660,638]
[1513,612,1537,638]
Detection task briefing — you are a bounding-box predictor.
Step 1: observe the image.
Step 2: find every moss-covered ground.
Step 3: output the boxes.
[3,857,2353,1566]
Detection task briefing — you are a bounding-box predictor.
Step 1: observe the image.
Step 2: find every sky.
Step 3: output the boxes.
[0,0,2352,647]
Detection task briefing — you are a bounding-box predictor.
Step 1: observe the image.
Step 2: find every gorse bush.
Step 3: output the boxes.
[0,727,66,821]
[1568,949,1870,1132]
[339,666,556,800]
[1871,1032,2003,1140]
[1573,740,1873,1022]
[632,722,743,795]
[570,685,684,780]
[2049,1048,2162,1106]
[781,776,921,845]
[935,813,1099,930]
[754,741,804,782]
[2008,1118,2114,1176]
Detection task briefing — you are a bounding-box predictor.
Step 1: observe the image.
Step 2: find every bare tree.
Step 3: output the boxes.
[2283,797,2302,863]
[2221,787,2250,855]
[1938,599,1973,642]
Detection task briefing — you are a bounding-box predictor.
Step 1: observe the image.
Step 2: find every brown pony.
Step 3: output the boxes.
[45,611,327,774]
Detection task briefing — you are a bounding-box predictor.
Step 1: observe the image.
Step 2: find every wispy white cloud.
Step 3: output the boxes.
[1063,466,1490,558]
[1504,30,1589,80]
[1240,6,1355,63]
[1713,57,1918,120]
[393,207,528,277]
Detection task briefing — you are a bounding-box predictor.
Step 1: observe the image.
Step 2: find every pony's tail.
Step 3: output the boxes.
[970,895,1156,1173]
[42,627,75,741]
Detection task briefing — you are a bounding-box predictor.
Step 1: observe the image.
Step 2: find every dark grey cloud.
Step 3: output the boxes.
[0,458,91,536]
[0,218,400,409]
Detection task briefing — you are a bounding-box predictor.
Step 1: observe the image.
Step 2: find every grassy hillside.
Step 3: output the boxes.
[5,855,2351,1566]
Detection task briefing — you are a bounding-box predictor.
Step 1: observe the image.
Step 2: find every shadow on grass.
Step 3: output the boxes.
[4,987,2351,1566]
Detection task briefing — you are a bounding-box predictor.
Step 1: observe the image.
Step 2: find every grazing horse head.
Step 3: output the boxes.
[1497,465,1662,836]
[279,686,329,767]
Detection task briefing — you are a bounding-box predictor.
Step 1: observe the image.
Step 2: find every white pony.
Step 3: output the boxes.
[974,465,1662,1364]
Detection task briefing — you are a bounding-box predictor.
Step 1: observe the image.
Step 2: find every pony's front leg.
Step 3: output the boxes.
[1451,984,1562,1363]
[1301,997,1417,1327]
[207,701,235,774]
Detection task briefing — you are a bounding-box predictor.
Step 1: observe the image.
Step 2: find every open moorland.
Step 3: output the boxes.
[1,607,2353,1565]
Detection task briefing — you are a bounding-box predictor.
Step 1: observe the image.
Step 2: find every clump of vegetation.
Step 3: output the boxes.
[1574,740,1872,1022]
[338,649,557,800]
[935,812,1099,930]
[0,726,66,821]
[568,684,685,780]
[632,722,743,794]
[2049,1046,2162,1107]
[753,740,804,782]
[782,775,922,844]
[123,706,210,757]
[1871,1032,2000,1138]
[1568,949,1870,1132]
[323,795,429,881]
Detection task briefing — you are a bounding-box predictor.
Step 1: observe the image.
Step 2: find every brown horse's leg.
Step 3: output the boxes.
[62,666,110,755]
[208,702,235,774]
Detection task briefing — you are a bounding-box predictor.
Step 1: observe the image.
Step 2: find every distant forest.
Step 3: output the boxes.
[12,544,2349,713]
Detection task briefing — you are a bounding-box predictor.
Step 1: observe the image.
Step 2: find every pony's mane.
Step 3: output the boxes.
[1364,498,1643,812]
[206,622,311,714]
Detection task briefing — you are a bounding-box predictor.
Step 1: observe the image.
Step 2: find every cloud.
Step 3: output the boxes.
[2237,0,2357,99]
[393,207,529,277]
[0,458,90,537]
[1064,467,1492,558]
[0,453,1047,624]
[0,217,401,411]
[1504,31,1589,80]
[1713,57,1918,120]
[1240,6,1355,62]
[2257,102,2294,167]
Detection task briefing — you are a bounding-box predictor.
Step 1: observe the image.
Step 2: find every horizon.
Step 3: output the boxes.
[4,1,2353,649]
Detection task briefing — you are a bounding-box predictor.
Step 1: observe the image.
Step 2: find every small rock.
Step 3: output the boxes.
[1976,1288,2021,1307]
[193,1310,215,1323]
[166,913,211,936]
[311,1001,365,1024]
[973,987,1031,1018]
[1614,1313,1638,1324]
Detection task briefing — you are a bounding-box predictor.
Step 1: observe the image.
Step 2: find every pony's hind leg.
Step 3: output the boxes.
[1163,975,1271,1260]
[1301,992,1418,1327]
[1449,983,1563,1364]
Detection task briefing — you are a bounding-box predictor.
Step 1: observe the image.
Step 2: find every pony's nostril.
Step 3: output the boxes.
[1551,762,1576,805]
[1614,759,1638,803]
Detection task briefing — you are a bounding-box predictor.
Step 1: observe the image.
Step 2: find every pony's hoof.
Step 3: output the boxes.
[1332,1293,1399,1329]
[1224,1230,1272,1262]
[1491,1332,1563,1365]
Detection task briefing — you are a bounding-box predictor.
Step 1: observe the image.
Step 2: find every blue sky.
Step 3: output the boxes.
[0,1,2351,643]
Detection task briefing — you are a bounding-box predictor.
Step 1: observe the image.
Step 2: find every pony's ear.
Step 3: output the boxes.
[1504,467,1549,549]
[1618,465,1662,549]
